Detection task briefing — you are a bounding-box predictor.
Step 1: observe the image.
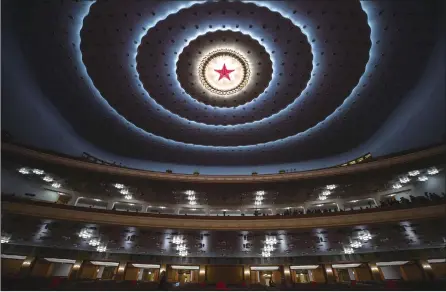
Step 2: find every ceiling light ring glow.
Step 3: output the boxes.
[75,0,374,150]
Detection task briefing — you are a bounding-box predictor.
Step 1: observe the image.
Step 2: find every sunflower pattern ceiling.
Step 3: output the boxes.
[11,0,439,165]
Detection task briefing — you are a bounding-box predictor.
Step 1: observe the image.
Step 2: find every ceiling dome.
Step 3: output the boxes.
[2,0,442,167]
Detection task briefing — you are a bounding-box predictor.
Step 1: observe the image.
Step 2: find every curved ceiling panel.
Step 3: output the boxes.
[3,0,440,166]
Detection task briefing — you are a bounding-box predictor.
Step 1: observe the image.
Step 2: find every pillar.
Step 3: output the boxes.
[69,260,84,280]
[417,260,434,280]
[68,194,80,206]
[18,256,35,277]
[114,261,128,281]
[107,201,115,210]
[282,265,291,285]
[367,263,382,282]
[198,265,206,282]
[323,264,335,283]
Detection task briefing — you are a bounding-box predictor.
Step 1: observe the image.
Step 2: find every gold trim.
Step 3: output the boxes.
[2,143,445,183]
[3,202,445,231]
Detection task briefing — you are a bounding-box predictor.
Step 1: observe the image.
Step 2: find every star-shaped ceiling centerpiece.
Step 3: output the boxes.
[199,49,250,96]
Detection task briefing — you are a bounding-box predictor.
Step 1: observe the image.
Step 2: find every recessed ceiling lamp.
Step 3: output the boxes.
[255,195,264,201]
[358,231,372,242]
[350,241,362,248]
[265,236,277,245]
[43,176,53,182]
[176,244,187,251]
[51,182,61,188]
[96,245,107,252]
[256,190,265,196]
[408,170,420,176]
[114,183,124,189]
[120,189,129,195]
[326,184,337,190]
[124,194,132,200]
[1,235,11,244]
[187,195,196,201]
[319,194,328,201]
[18,168,30,174]
[427,167,439,175]
[261,251,271,258]
[88,239,100,246]
[179,250,188,257]
[418,176,428,182]
[254,200,262,206]
[322,190,331,196]
[78,229,92,239]
[32,169,44,175]
[185,190,195,196]
[343,247,354,254]
[399,176,410,184]
[392,183,402,189]
[172,236,183,245]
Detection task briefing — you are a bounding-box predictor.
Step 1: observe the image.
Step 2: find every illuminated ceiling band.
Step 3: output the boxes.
[198,49,250,96]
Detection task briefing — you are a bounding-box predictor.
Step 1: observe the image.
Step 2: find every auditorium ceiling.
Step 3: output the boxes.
[1,0,444,170]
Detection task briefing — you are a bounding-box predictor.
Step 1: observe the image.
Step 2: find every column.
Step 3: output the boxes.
[323,264,335,283]
[282,265,291,285]
[417,260,435,281]
[18,256,35,277]
[114,261,128,281]
[198,265,206,282]
[107,201,115,210]
[367,263,382,281]
[69,260,84,280]
[243,265,251,283]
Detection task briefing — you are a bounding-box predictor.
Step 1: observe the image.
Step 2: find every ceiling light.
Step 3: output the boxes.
[120,189,129,195]
[316,204,323,207]
[32,169,44,175]
[350,200,359,203]
[290,265,319,270]
[265,236,277,245]
[185,190,195,196]
[172,236,183,245]
[392,183,402,189]
[427,167,439,175]
[255,195,264,201]
[124,194,132,200]
[332,263,361,268]
[427,259,446,264]
[93,198,101,201]
[18,168,30,174]
[114,184,124,189]
[399,176,410,184]
[96,245,107,253]
[256,190,265,196]
[376,261,408,267]
[89,239,100,246]
[78,229,92,239]
[263,245,274,252]
[1,236,11,244]
[418,176,428,182]
[343,247,354,254]
[326,184,337,190]
[261,251,271,258]
[176,244,187,251]
[254,200,262,206]
[408,170,420,176]
[189,201,197,205]
[358,231,372,242]
[51,182,61,188]
[251,266,279,271]
[179,250,188,257]
[159,206,166,209]
[187,195,196,201]
[171,265,199,270]
[44,258,76,264]
[350,241,362,248]
[43,176,53,182]
[322,190,331,196]
[318,195,327,201]
[1,254,26,260]
[91,261,118,267]
[131,264,161,269]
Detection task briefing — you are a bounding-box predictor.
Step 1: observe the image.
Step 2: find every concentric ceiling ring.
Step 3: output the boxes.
[176,31,273,107]
[199,49,250,96]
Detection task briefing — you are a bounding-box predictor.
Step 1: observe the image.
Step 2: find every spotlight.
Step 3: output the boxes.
[124,194,132,200]
[32,169,44,175]
[326,184,337,190]
[120,189,129,195]
[399,176,410,184]
[427,167,439,175]
[43,176,53,182]
[18,168,30,174]
[392,183,402,189]
[114,184,124,189]
[322,190,331,196]
[319,195,327,201]
[408,170,420,176]
[96,245,107,252]
[51,182,61,188]
[344,247,354,254]
[418,176,428,182]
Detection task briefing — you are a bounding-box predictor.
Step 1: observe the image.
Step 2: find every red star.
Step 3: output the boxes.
[214,63,234,81]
